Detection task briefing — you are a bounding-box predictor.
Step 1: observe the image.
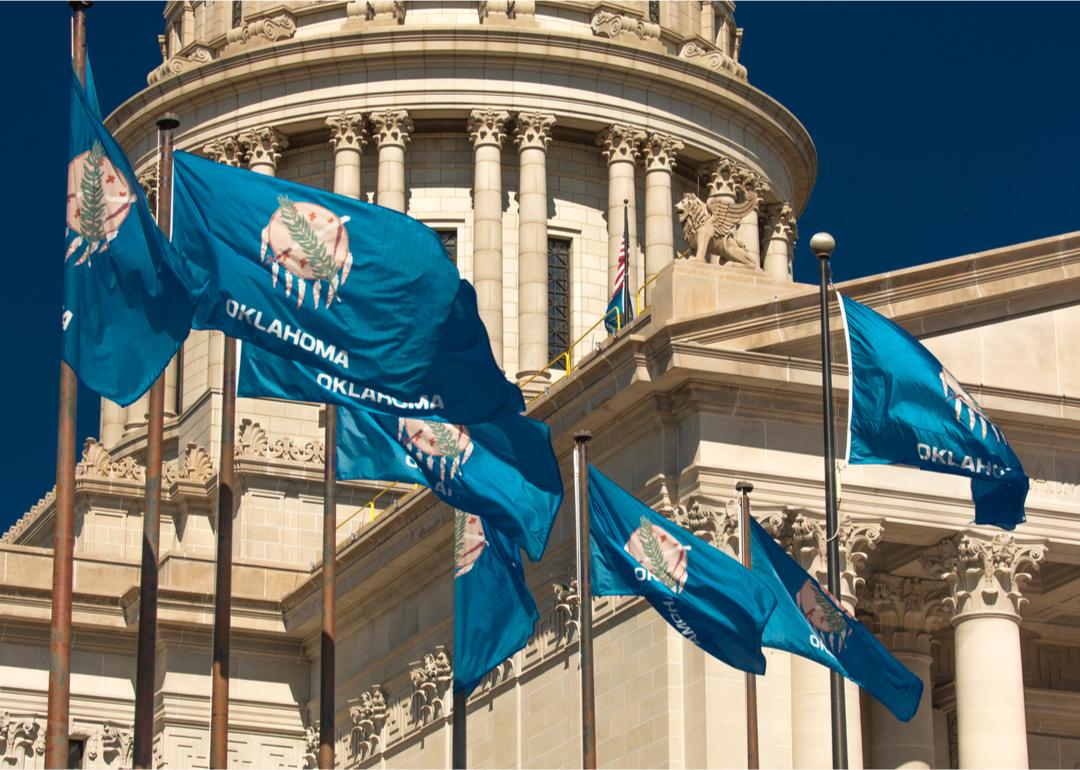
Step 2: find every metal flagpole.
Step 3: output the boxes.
[209,334,237,768]
[131,112,180,769]
[810,231,848,769]
[46,3,90,766]
[573,431,596,769]
[319,405,337,769]
[452,687,467,768]
[736,481,760,770]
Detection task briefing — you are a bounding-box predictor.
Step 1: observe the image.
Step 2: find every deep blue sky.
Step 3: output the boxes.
[3,2,1078,528]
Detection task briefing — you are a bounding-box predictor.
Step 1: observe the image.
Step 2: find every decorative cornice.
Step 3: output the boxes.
[513,111,555,152]
[922,532,1047,622]
[235,419,325,465]
[370,109,414,149]
[679,41,748,81]
[2,488,55,544]
[326,111,367,153]
[597,123,646,165]
[347,0,406,24]
[867,575,949,655]
[225,12,297,48]
[76,438,146,483]
[467,109,510,149]
[478,0,534,23]
[348,684,387,762]
[408,645,452,724]
[241,126,289,170]
[146,44,213,85]
[164,443,216,485]
[202,135,245,167]
[590,10,660,42]
[643,133,684,172]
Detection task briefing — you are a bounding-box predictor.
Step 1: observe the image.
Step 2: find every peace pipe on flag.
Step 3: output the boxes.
[237,344,562,563]
[170,151,523,424]
[63,63,196,405]
[453,512,538,695]
[838,294,1029,530]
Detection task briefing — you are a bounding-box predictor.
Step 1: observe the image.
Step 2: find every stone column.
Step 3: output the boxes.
[513,112,555,387]
[867,576,950,769]
[642,132,683,300]
[326,111,366,199]
[100,400,125,447]
[242,126,288,176]
[923,533,1046,769]
[371,109,413,212]
[598,124,645,301]
[700,0,715,42]
[788,513,882,770]
[763,202,797,282]
[468,109,510,367]
[163,359,179,418]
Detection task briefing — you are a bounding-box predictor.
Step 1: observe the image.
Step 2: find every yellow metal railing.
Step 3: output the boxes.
[336,481,420,539]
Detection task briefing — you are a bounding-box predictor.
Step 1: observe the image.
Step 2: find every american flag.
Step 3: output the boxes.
[605,204,633,334]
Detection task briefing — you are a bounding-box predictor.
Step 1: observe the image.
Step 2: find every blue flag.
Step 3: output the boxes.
[237,345,561,561]
[587,466,776,675]
[750,518,923,721]
[839,294,1029,529]
[63,64,194,405]
[171,151,522,423]
[454,511,538,694]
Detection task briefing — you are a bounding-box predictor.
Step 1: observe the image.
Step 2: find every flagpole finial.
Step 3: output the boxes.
[69,0,92,9]
[574,430,593,444]
[810,232,835,261]
[735,480,754,494]
[156,113,180,131]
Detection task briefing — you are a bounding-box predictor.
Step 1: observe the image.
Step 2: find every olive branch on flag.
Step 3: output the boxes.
[427,421,462,458]
[79,141,107,242]
[638,516,679,592]
[454,510,468,571]
[276,195,336,280]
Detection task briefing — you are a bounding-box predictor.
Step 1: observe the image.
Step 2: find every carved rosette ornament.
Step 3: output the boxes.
[513,112,556,151]
[348,684,387,760]
[370,110,414,149]
[467,109,510,149]
[922,533,1047,622]
[867,575,949,655]
[643,133,683,172]
[326,112,367,154]
[241,127,288,171]
[790,513,883,607]
[590,10,660,41]
[202,135,245,167]
[409,646,452,724]
[597,123,646,166]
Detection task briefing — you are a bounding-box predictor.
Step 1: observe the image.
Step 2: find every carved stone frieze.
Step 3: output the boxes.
[164,443,215,485]
[76,438,146,483]
[667,498,738,555]
[3,488,55,543]
[552,576,580,642]
[478,0,534,22]
[370,110,414,148]
[202,135,245,167]
[409,646,452,724]
[235,419,324,465]
[867,575,949,655]
[226,12,297,47]
[474,659,515,695]
[0,714,44,761]
[642,133,684,172]
[678,41,748,81]
[146,44,213,85]
[467,109,510,148]
[326,112,367,154]
[241,126,288,171]
[347,0,406,23]
[349,684,387,761]
[597,123,646,165]
[513,112,555,152]
[922,532,1047,622]
[302,723,318,769]
[86,724,133,767]
[590,10,660,42]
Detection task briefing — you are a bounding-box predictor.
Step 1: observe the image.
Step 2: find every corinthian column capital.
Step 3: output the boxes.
[643,132,684,172]
[790,513,883,606]
[922,532,1046,622]
[202,134,245,167]
[868,575,950,655]
[326,111,367,153]
[370,109,414,149]
[241,126,288,171]
[597,123,646,165]
[764,202,797,244]
[513,111,555,152]
[467,109,510,148]
[667,498,739,556]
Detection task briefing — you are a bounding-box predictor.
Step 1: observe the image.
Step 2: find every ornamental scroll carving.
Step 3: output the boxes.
[302,724,318,769]
[76,438,146,483]
[409,646,452,724]
[226,12,297,47]
[679,41,748,81]
[667,498,739,556]
[867,575,949,655]
[349,684,387,761]
[590,10,660,42]
[790,514,882,606]
[0,713,45,762]
[552,576,580,642]
[922,532,1046,621]
[164,443,215,485]
[146,45,213,85]
[86,724,134,767]
[235,419,325,465]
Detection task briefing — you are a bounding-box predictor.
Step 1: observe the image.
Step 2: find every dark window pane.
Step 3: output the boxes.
[548,237,570,370]
[68,739,86,769]
[232,1,243,28]
[649,0,660,24]
[436,229,457,265]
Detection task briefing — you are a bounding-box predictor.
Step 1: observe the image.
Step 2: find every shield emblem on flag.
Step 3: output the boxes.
[260,195,353,309]
[65,141,133,266]
[454,512,487,578]
[624,517,689,594]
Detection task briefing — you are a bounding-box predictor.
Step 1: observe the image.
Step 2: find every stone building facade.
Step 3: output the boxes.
[2,2,1079,768]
